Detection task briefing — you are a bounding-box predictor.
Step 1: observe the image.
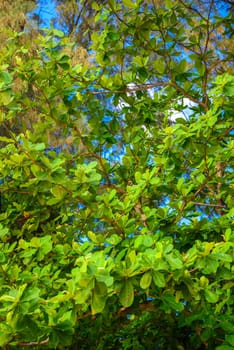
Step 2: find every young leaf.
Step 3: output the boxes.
[123,0,137,8]
[140,271,152,289]
[119,279,134,307]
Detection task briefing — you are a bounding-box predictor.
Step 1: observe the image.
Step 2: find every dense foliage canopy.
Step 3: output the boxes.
[0,1,233,349]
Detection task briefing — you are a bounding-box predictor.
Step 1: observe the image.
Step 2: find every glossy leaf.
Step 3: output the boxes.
[119,280,134,307]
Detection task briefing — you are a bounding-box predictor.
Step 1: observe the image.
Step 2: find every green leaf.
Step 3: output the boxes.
[119,279,134,307]
[56,310,75,330]
[0,71,12,85]
[134,235,153,250]
[162,294,184,311]
[165,253,183,270]
[0,136,15,143]
[106,234,122,245]
[224,228,232,242]
[204,289,219,303]
[91,283,107,314]
[154,59,165,74]
[177,59,187,73]
[225,85,234,96]
[122,0,137,8]
[140,271,152,289]
[226,334,234,346]
[21,287,40,303]
[31,142,45,151]
[52,29,64,37]
[135,171,142,183]
[152,271,166,287]
[0,90,13,105]
[0,252,6,264]
[0,327,12,347]
[91,293,106,314]
[92,2,101,10]
[177,178,184,192]
[153,259,169,271]
[189,35,197,43]
[0,225,9,239]
[138,67,148,81]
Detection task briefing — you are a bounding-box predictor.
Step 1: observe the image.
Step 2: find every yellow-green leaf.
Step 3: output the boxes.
[140,272,152,289]
[119,280,134,307]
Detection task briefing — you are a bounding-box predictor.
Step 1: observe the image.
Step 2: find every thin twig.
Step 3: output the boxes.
[18,337,49,347]
[108,1,131,28]
[193,202,225,208]
[169,81,208,110]
[218,126,234,140]
[87,82,168,95]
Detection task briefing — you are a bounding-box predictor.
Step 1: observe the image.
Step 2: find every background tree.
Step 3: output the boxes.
[0,0,90,150]
[53,0,108,47]
[0,0,38,142]
[0,0,36,33]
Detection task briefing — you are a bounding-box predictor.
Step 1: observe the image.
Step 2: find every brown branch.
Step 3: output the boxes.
[177,0,207,21]
[2,188,33,195]
[193,202,225,208]
[134,201,149,229]
[216,160,225,214]
[74,126,112,185]
[87,82,168,95]
[93,153,112,186]
[175,40,200,56]
[218,126,234,140]
[156,20,207,110]
[77,312,91,320]
[201,0,214,107]
[207,58,231,73]
[178,169,221,215]
[98,184,125,195]
[203,0,213,57]
[102,214,125,237]
[18,337,49,347]
[169,81,208,111]
[116,300,155,318]
[108,0,131,28]
[74,0,88,28]
[0,265,11,282]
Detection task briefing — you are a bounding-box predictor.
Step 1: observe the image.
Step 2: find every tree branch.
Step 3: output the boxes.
[18,337,49,347]
[193,202,225,208]
[87,82,168,95]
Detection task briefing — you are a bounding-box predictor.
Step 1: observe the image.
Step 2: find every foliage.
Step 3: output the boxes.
[0,0,37,50]
[0,0,36,32]
[53,0,108,47]
[0,1,233,349]
[0,0,90,145]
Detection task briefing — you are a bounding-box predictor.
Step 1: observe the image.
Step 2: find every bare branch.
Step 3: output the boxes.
[87,82,168,95]
[193,202,226,208]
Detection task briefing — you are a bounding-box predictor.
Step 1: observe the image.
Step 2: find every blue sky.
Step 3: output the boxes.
[32,0,57,28]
